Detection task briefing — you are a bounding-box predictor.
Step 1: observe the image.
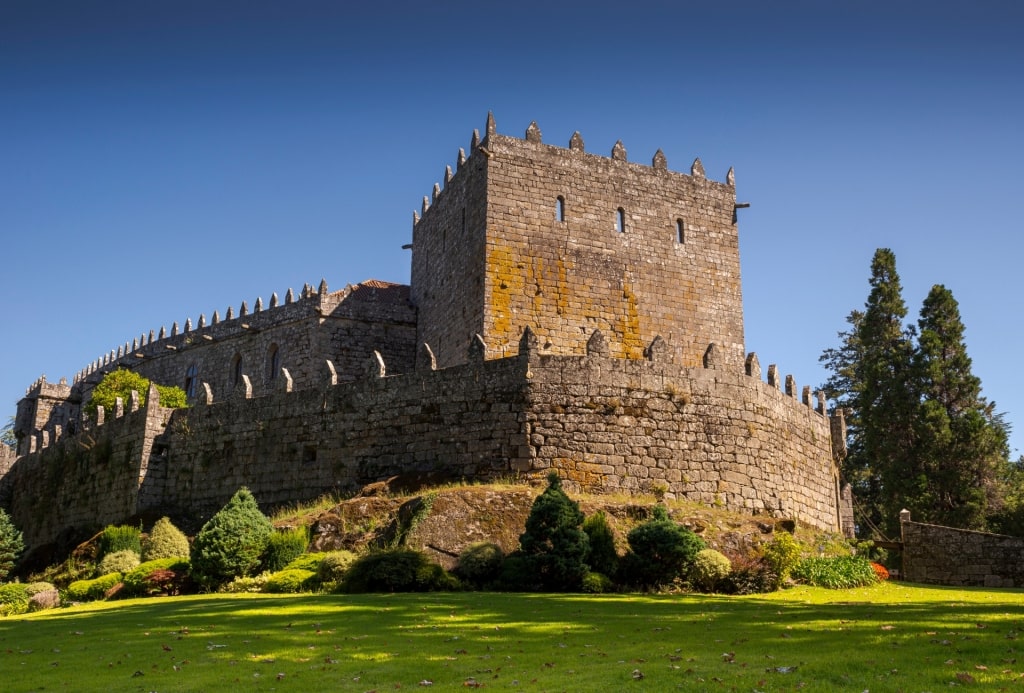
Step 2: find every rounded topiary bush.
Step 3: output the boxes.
[343,549,459,593]
[264,568,317,593]
[456,542,504,587]
[689,549,732,592]
[317,551,358,584]
[262,527,309,572]
[620,506,705,588]
[142,517,190,561]
[97,549,141,576]
[67,573,123,602]
[581,571,614,594]
[191,487,273,588]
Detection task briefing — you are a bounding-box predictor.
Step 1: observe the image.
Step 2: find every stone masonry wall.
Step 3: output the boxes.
[16,281,416,456]
[522,336,839,532]
[411,115,743,370]
[900,512,1024,587]
[2,386,174,551]
[2,333,841,552]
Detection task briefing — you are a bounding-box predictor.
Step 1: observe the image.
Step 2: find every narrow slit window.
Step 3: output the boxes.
[676,219,685,244]
[267,344,280,381]
[556,196,565,222]
[615,207,626,233]
[230,353,243,387]
[184,364,198,399]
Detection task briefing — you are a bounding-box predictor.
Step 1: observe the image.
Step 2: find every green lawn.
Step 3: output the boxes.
[2,582,1023,691]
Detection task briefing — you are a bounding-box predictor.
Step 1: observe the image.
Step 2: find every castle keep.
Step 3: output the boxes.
[3,114,850,554]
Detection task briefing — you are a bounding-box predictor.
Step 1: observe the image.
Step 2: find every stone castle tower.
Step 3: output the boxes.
[412,113,743,369]
[3,114,850,555]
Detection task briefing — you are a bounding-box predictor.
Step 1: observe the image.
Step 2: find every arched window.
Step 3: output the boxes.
[615,207,626,233]
[556,196,566,222]
[267,344,281,382]
[184,364,198,399]
[676,219,685,244]
[230,353,243,388]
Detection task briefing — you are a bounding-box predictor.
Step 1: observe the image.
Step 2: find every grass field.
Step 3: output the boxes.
[2,582,1023,691]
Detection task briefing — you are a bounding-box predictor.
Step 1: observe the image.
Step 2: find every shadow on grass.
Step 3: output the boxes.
[2,584,1023,691]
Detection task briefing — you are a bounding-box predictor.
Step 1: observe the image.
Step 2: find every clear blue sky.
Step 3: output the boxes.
[3,2,1023,454]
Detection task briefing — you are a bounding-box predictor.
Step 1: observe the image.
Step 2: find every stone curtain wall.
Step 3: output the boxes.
[523,342,840,532]
[142,353,529,523]
[900,511,1024,587]
[1,389,174,551]
[412,114,743,371]
[16,282,417,456]
[3,335,842,552]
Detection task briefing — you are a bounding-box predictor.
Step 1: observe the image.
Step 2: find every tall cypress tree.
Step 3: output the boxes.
[855,249,919,538]
[913,284,1008,529]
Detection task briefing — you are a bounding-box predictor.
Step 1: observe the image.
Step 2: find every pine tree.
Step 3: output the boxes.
[855,249,919,538]
[913,284,1009,529]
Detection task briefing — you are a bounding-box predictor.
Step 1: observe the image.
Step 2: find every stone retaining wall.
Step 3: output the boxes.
[900,510,1024,587]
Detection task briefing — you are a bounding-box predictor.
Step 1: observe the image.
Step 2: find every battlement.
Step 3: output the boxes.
[414,112,735,228]
[70,280,333,387]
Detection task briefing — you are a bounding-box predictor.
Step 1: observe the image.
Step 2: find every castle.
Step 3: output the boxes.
[2,114,852,556]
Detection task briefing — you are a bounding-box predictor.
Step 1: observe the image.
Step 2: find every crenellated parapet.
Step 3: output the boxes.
[412,112,736,229]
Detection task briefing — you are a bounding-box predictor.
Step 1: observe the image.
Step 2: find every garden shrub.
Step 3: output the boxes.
[689,549,732,592]
[342,549,459,593]
[28,587,60,612]
[718,554,779,595]
[317,551,358,585]
[582,511,619,578]
[122,558,191,597]
[99,524,142,560]
[870,561,890,581]
[620,506,705,588]
[455,542,504,587]
[66,572,123,601]
[0,508,25,581]
[264,568,317,593]
[581,571,614,594]
[142,517,190,561]
[518,472,589,591]
[262,526,309,572]
[191,487,273,588]
[285,552,327,573]
[97,549,141,576]
[220,573,272,594]
[0,583,30,616]
[792,555,879,589]
[762,532,802,582]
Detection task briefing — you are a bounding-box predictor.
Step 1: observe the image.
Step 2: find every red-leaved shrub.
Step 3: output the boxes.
[870,562,890,580]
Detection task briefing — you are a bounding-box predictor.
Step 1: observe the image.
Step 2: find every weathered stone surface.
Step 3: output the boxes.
[901,513,1024,587]
[3,115,846,556]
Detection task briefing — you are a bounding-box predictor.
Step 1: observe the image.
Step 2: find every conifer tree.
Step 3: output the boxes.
[855,248,919,537]
[518,472,589,591]
[912,284,1009,529]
